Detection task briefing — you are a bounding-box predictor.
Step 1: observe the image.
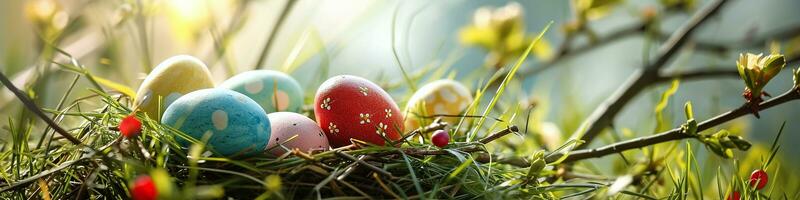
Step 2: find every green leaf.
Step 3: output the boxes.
[654,80,680,131]
[94,76,136,97]
[761,54,785,82]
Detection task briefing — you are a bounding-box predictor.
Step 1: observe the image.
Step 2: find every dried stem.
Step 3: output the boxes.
[334,151,395,179]
[478,125,518,144]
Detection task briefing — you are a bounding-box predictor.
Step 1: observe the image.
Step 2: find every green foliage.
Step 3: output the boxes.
[1,0,799,199]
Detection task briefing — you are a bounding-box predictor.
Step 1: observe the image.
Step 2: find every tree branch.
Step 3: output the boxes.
[656,68,739,83]
[548,87,800,163]
[568,0,729,149]
[655,54,800,83]
[522,22,646,76]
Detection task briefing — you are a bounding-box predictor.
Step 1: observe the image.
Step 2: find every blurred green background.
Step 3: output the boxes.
[1,0,799,187]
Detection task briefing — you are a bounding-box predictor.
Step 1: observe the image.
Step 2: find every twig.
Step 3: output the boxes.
[478,125,518,144]
[474,153,529,168]
[334,151,395,179]
[655,55,800,83]
[377,125,519,157]
[468,87,800,167]
[336,155,367,181]
[568,0,729,149]
[549,87,800,163]
[392,121,448,146]
[0,70,83,145]
[521,22,646,76]
[656,68,739,83]
[254,0,298,69]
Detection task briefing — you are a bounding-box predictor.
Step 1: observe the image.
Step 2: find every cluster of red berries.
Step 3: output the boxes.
[727,169,769,200]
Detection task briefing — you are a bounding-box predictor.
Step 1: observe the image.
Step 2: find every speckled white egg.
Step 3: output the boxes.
[161,88,271,157]
[404,80,473,129]
[219,70,304,113]
[265,112,329,156]
[134,55,214,120]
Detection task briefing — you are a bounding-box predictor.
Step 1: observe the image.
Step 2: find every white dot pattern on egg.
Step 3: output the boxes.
[404,80,473,128]
[266,112,330,156]
[134,55,214,120]
[211,110,228,130]
[220,70,304,113]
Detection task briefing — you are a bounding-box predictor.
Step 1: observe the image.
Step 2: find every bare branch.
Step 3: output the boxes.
[568,0,729,149]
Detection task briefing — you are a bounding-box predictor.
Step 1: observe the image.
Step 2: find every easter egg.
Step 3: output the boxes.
[314,75,404,147]
[134,55,214,120]
[161,88,270,156]
[404,80,473,129]
[219,70,304,113]
[265,112,329,156]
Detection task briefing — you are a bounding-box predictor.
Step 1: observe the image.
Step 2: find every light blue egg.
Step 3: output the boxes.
[161,88,271,156]
[219,70,304,113]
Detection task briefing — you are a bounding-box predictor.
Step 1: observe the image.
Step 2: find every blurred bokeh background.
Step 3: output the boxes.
[1,0,799,184]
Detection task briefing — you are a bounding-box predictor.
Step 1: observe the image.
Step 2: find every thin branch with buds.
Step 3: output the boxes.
[549,86,800,163]
[568,0,729,149]
[471,86,800,167]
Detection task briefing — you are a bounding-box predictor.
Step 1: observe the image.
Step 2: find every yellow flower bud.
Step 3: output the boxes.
[736,53,786,97]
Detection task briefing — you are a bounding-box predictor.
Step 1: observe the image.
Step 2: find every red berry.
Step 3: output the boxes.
[131,175,157,200]
[749,169,768,190]
[431,130,450,148]
[119,115,143,138]
[726,191,740,200]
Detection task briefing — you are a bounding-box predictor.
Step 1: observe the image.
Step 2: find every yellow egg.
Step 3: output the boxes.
[134,55,214,120]
[404,80,473,129]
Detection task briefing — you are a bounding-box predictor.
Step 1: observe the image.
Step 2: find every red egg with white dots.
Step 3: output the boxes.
[314,75,404,147]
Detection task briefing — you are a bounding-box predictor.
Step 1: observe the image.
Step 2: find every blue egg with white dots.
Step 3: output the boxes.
[161,88,271,157]
[219,70,304,113]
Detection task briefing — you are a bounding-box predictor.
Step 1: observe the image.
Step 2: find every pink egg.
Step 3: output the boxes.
[266,112,330,156]
[314,75,404,147]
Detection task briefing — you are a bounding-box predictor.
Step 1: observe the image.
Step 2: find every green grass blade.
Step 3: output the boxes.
[467,21,553,142]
